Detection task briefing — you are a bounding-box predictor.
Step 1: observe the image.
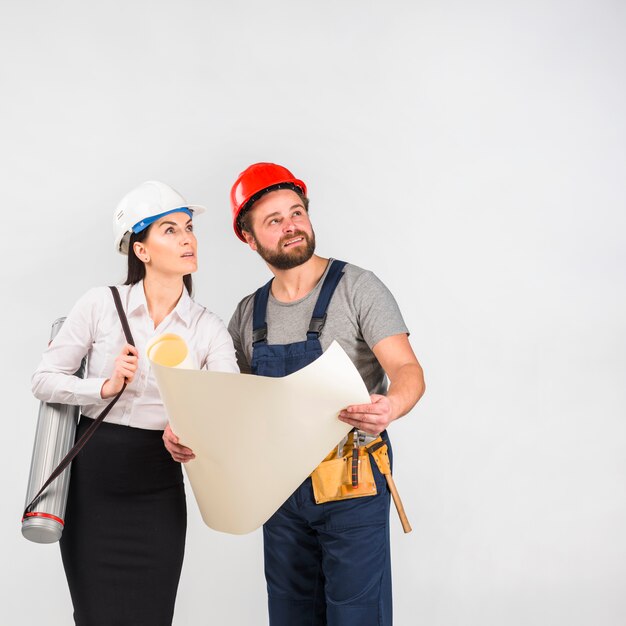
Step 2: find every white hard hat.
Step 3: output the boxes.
[113,181,206,255]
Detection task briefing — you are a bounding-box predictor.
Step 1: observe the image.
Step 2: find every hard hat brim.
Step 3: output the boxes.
[116,204,207,255]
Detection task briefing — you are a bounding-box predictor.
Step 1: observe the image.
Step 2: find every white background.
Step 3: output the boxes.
[1,1,625,624]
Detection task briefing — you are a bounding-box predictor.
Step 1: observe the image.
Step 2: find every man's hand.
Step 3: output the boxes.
[339,394,395,436]
[163,424,196,463]
[339,333,425,436]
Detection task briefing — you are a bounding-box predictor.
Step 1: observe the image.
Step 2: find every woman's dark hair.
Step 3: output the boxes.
[125,227,193,295]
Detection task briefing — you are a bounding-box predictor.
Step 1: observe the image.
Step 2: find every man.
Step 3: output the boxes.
[226,162,425,625]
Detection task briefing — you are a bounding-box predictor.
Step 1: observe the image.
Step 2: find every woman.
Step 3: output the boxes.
[31,180,238,625]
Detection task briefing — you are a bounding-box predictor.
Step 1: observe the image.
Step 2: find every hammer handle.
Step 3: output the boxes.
[385,474,412,534]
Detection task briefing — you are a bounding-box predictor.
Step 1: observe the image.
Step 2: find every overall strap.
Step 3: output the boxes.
[252,279,273,345]
[23,287,135,520]
[307,260,347,340]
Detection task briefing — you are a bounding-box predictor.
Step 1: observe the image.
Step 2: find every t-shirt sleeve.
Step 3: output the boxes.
[352,271,409,349]
[228,302,252,375]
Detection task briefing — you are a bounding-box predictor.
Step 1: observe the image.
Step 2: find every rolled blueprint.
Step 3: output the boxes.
[146,333,194,369]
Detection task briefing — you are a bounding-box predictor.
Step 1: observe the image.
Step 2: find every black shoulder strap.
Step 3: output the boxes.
[109,286,135,346]
[22,287,135,520]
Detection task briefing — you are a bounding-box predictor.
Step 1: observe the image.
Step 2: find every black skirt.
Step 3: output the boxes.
[60,417,187,626]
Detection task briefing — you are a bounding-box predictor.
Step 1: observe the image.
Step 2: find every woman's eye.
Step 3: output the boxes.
[186,224,194,232]
[165,227,175,234]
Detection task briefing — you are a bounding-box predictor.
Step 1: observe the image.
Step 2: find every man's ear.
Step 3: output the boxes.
[243,230,257,251]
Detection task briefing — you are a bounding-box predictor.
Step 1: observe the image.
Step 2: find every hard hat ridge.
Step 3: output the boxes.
[230,163,307,242]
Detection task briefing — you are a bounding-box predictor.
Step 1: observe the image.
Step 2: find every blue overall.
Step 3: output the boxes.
[251,260,393,626]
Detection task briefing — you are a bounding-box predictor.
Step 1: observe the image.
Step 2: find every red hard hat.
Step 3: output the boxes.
[230,162,307,242]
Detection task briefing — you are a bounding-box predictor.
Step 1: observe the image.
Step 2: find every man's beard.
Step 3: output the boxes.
[254,229,316,270]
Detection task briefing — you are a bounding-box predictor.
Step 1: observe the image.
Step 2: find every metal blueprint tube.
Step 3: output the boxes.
[22,318,86,544]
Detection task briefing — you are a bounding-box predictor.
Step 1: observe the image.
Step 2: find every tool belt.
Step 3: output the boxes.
[310,431,391,504]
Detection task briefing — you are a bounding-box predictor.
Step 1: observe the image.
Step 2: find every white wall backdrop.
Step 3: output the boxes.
[1,1,624,624]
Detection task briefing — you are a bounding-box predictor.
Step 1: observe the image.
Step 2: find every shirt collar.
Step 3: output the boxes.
[127,281,193,327]
[172,285,193,327]
[127,282,148,316]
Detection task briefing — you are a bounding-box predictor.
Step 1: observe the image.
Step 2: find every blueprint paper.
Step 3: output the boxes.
[149,337,370,534]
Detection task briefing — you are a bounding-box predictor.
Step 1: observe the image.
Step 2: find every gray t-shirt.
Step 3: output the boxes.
[228,260,409,395]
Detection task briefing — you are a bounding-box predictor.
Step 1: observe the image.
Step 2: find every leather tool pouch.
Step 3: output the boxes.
[310,434,383,504]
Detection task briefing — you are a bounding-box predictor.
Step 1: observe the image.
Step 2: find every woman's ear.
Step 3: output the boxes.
[133,241,150,264]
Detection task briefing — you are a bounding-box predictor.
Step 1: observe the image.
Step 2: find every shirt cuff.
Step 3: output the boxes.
[72,377,109,405]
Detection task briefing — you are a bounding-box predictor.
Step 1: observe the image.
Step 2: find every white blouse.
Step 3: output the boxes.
[32,282,239,430]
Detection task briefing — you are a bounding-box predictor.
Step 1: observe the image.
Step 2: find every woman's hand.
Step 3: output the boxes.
[163,424,196,463]
[100,343,139,398]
